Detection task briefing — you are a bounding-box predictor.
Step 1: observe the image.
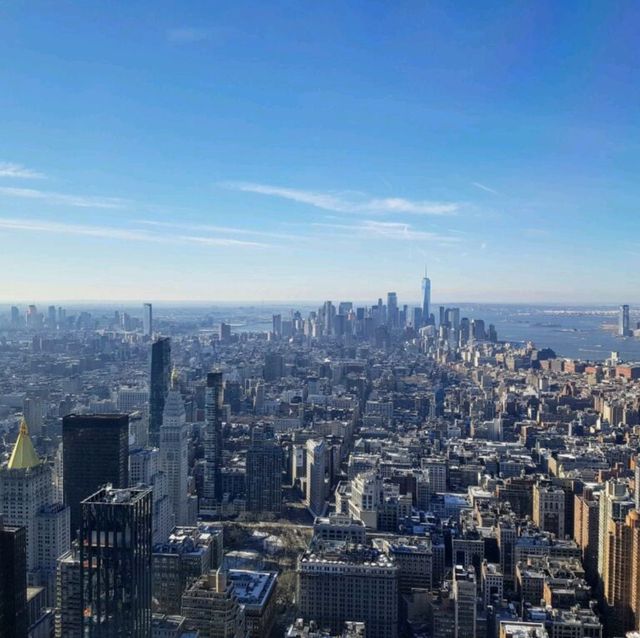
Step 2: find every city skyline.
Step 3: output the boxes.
[1,3,639,302]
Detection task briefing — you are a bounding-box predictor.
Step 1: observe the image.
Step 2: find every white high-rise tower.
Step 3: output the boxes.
[160,368,189,526]
[422,267,431,325]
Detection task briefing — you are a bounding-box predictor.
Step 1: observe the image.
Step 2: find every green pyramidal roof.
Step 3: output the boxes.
[7,419,41,470]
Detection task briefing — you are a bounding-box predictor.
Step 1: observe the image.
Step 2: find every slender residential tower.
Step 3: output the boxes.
[202,372,224,509]
[149,337,171,447]
[422,267,431,325]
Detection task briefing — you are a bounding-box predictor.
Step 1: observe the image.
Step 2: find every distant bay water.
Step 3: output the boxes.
[456,304,640,363]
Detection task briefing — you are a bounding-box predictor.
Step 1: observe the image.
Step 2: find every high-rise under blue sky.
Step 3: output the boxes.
[0,2,638,303]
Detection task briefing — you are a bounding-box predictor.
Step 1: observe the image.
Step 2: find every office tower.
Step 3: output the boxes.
[453,565,476,638]
[143,302,153,337]
[497,519,517,587]
[471,319,486,341]
[272,314,282,337]
[385,538,433,593]
[574,489,600,585]
[481,561,503,609]
[618,304,630,337]
[598,480,634,588]
[245,427,283,514]
[219,322,231,342]
[263,352,284,381]
[149,337,171,447]
[349,471,383,529]
[387,292,398,328]
[181,569,246,638]
[224,380,242,414]
[10,305,20,326]
[203,372,224,507]
[305,439,328,517]
[412,307,423,328]
[160,370,189,526]
[0,419,69,589]
[422,268,431,325]
[56,547,81,638]
[35,503,70,594]
[323,300,335,335]
[152,524,222,615]
[47,304,56,329]
[532,481,565,538]
[0,522,27,638]
[445,307,461,331]
[130,447,171,544]
[420,457,448,494]
[297,545,398,638]
[80,486,152,636]
[62,414,129,538]
[601,509,640,637]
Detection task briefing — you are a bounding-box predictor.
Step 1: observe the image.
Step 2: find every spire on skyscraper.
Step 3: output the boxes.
[7,418,41,470]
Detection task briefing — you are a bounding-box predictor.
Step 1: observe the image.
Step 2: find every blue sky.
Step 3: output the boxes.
[0,2,638,303]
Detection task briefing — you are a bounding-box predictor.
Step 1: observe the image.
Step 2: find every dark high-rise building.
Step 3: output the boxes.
[149,337,171,447]
[246,428,283,514]
[387,292,398,328]
[63,414,129,538]
[80,486,152,637]
[263,353,284,382]
[272,314,282,337]
[223,380,242,414]
[0,522,27,638]
[619,304,631,337]
[203,372,224,506]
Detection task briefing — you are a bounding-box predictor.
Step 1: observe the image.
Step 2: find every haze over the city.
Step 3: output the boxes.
[0,2,638,302]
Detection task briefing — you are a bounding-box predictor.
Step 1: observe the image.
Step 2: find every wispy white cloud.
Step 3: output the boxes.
[0,162,45,179]
[167,27,211,43]
[313,220,462,243]
[471,181,499,195]
[136,219,304,241]
[0,217,268,248]
[223,181,459,216]
[0,187,129,209]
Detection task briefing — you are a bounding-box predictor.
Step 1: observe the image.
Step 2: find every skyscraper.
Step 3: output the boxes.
[62,414,129,538]
[245,427,283,514]
[0,419,69,592]
[453,565,476,638]
[305,439,328,517]
[56,546,82,638]
[160,369,189,527]
[619,304,630,337]
[143,302,153,337]
[297,545,398,638]
[79,486,152,636]
[202,372,224,509]
[149,337,171,447]
[387,292,398,328]
[422,267,431,325]
[0,522,27,638]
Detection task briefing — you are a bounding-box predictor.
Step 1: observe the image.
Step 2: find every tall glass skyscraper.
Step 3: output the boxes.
[422,268,431,326]
[80,486,152,636]
[62,414,129,539]
[149,337,171,447]
[619,304,630,337]
[202,372,224,508]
